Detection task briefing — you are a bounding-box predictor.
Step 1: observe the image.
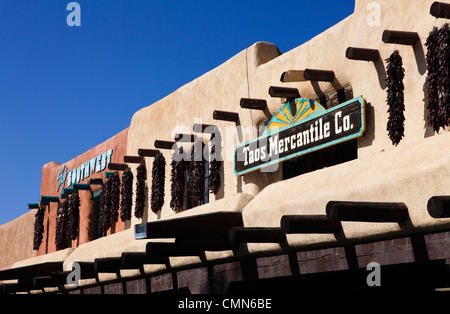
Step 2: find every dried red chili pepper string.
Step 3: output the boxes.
[151,152,166,214]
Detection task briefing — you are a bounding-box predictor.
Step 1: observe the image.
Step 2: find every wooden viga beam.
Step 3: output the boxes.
[382,30,420,46]
[345,47,380,62]
[138,148,160,157]
[280,69,335,83]
[427,196,450,218]
[268,86,300,99]
[124,155,144,164]
[228,227,286,244]
[108,163,128,171]
[240,98,267,110]
[280,215,342,234]
[145,242,203,257]
[154,140,176,150]
[213,110,239,122]
[326,201,409,223]
[120,252,169,268]
[174,133,197,142]
[430,1,450,19]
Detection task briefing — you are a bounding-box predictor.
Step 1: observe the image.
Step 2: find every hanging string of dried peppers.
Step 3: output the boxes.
[170,147,186,213]
[120,168,133,222]
[55,200,69,250]
[67,193,80,241]
[436,24,450,127]
[109,173,121,226]
[385,50,405,146]
[188,141,205,207]
[134,162,147,219]
[151,152,166,214]
[33,205,46,251]
[425,27,443,132]
[208,133,222,195]
[99,176,112,234]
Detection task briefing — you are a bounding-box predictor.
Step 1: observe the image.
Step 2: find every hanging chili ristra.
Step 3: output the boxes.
[385,50,405,146]
[33,205,46,251]
[151,152,166,214]
[109,173,121,226]
[99,176,111,234]
[120,168,133,222]
[425,27,443,132]
[436,23,450,126]
[135,163,147,219]
[188,141,205,207]
[208,133,222,195]
[67,193,80,241]
[55,200,69,250]
[170,147,186,213]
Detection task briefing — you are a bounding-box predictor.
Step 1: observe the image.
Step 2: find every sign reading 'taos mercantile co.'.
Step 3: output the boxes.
[234,96,366,176]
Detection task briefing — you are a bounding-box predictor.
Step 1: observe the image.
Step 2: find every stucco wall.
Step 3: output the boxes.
[0,210,37,269]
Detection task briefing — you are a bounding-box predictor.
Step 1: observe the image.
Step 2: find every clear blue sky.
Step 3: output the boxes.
[0,0,354,225]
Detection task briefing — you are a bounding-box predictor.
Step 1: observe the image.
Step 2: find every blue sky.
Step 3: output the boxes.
[0,0,354,225]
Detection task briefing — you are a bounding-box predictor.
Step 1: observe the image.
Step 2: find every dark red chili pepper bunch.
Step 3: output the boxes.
[99,176,112,234]
[170,147,186,213]
[67,193,80,240]
[151,152,166,214]
[55,200,69,250]
[109,173,121,226]
[436,24,450,127]
[425,27,443,132]
[188,141,205,207]
[385,50,405,146]
[208,133,222,195]
[425,24,450,132]
[33,205,46,250]
[120,168,133,222]
[134,163,147,219]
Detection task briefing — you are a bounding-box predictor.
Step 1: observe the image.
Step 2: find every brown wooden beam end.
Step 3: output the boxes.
[345,47,380,61]
[268,86,300,99]
[382,30,420,46]
[280,215,342,234]
[138,148,160,157]
[154,140,176,150]
[303,69,335,82]
[124,155,144,164]
[228,227,285,244]
[107,163,128,171]
[427,196,450,218]
[240,98,267,110]
[430,1,450,19]
[213,110,239,122]
[326,201,409,222]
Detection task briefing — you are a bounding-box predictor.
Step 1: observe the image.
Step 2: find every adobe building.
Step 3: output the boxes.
[1,0,450,294]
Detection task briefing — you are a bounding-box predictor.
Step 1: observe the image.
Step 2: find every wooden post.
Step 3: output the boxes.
[303,69,335,82]
[154,140,176,150]
[427,196,450,218]
[124,155,144,164]
[146,242,203,257]
[138,148,160,157]
[108,163,128,171]
[240,98,267,110]
[120,252,169,267]
[228,227,285,244]
[430,1,450,19]
[345,47,380,61]
[280,70,305,82]
[213,110,239,122]
[326,201,409,222]
[175,236,238,251]
[174,133,196,142]
[382,30,420,46]
[193,123,217,133]
[268,86,300,99]
[280,215,342,234]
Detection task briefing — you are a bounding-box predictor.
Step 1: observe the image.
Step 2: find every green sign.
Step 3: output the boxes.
[234,96,366,176]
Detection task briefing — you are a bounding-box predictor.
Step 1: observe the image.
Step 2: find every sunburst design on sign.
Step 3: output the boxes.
[264,99,326,134]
